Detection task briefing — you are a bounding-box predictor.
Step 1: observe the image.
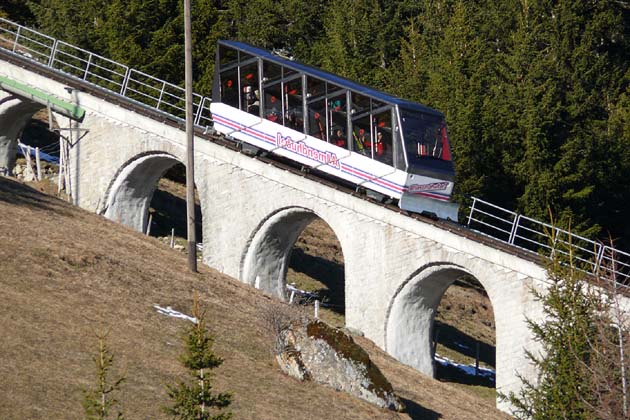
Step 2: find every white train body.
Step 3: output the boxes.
[212,41,459,220]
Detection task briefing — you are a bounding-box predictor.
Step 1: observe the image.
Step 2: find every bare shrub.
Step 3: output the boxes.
[260,303,309,355]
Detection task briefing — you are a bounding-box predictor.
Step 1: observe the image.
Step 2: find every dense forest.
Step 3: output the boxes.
[2,1,630,248]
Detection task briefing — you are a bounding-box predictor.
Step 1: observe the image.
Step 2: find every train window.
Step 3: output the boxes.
[351,92,370,116]
[400,110,452,165]
[372,110,393,165]
[371,99,385,112]
[263,83,282,123]
[240,62,259,115]
[351,115,371,157]
[219,45,238,68]
[283,67,297,79]
[328,93,347,147]
[284,78,303,132]
[307,98,327,141]
[326,82,343,96]
[239,51,254,63]
[263,60,282,84]
[306,76,325,100]
[220,68,239,108]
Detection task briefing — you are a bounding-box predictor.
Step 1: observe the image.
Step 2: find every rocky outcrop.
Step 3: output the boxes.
[276,320,403,411]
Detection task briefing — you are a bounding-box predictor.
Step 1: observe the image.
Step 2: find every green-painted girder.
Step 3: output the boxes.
[0,75,85,122]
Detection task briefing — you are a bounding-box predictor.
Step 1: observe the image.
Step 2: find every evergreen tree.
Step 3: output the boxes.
[0,0,36,24]
[165,294,232,420]
[28,0,110,53]
[504,227,600,419]
[82,330,125,420]
[311,0,387,85]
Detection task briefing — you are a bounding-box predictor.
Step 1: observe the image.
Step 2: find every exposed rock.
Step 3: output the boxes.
[276,320,403,411]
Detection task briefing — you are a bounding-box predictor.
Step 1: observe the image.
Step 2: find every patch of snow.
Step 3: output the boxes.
[286,283,319,299]
[435,354,495,382]
[153,304,197,324]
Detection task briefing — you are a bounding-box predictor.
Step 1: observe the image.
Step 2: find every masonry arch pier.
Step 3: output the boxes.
[242,207,318,298]
[104,152,189,232]
[385,263,493,377]
[0,91,44,175]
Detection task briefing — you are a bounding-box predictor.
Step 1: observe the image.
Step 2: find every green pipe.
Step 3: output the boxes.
[0,75,85,122]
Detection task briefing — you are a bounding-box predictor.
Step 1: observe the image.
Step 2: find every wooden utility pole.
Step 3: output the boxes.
[184,0,197,272]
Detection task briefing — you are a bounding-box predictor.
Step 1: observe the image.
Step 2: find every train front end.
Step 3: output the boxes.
[396,107,460,221]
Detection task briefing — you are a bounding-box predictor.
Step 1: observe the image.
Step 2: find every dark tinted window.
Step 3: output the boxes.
[263,83,282,123]
[400,110,452,165]
[351,115,371,156]
[219,45,238,68]
[373,110,393,165]
[263,60,282,84]
[307,98,327,140]
[306,76,325,99]
[284,78,303,132]
[240,62,259,115]
[220,68,239,108]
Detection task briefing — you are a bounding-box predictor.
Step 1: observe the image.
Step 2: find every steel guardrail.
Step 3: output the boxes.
[467,196,630,285]
[0,17,212,128]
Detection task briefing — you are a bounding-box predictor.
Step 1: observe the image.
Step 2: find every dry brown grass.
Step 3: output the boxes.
[0,176,511,420]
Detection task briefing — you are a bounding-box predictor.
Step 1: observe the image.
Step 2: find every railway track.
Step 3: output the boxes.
[0,47,545,268]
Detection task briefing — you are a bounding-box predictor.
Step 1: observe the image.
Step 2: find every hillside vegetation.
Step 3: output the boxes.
[0,176,510,420]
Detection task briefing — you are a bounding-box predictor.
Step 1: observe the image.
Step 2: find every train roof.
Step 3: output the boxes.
[218,40,443,118]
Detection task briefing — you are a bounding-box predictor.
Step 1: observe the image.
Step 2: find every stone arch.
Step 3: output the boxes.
[103,151,187,232]
[385,262,494,377]
[240,206,345,299]
[0,93,44,175]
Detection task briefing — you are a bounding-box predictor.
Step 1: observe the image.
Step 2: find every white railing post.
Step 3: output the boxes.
[508,214,521,245]
[467,197,478,227]
[83,53,93,80]
[120,68,131,96]
[594,244,606,275]
[35,147,42,180]
[156,81,166,110]
[12,25,21,52]
[194,97,204,125]
[47,39,58,67]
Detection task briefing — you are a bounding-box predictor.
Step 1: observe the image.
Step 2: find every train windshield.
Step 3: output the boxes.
[400,109,452,169]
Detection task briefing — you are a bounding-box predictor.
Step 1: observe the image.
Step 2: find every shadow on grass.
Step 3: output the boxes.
[433,320,495,368]
[289,247,344,314]
[400,397,442,420]
[0,176,71,215]
[435,361,495,388]
[149,188,202,240]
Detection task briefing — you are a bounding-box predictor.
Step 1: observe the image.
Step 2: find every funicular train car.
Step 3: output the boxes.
[211,40,459,220]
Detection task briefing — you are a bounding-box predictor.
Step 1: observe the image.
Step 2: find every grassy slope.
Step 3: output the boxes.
[0,177,510,420]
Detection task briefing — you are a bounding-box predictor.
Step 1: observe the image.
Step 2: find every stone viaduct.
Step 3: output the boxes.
[1,48,550,413]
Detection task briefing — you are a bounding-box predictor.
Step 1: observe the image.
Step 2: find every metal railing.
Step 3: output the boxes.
[0,18,213,127]
[467,196,630,285]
